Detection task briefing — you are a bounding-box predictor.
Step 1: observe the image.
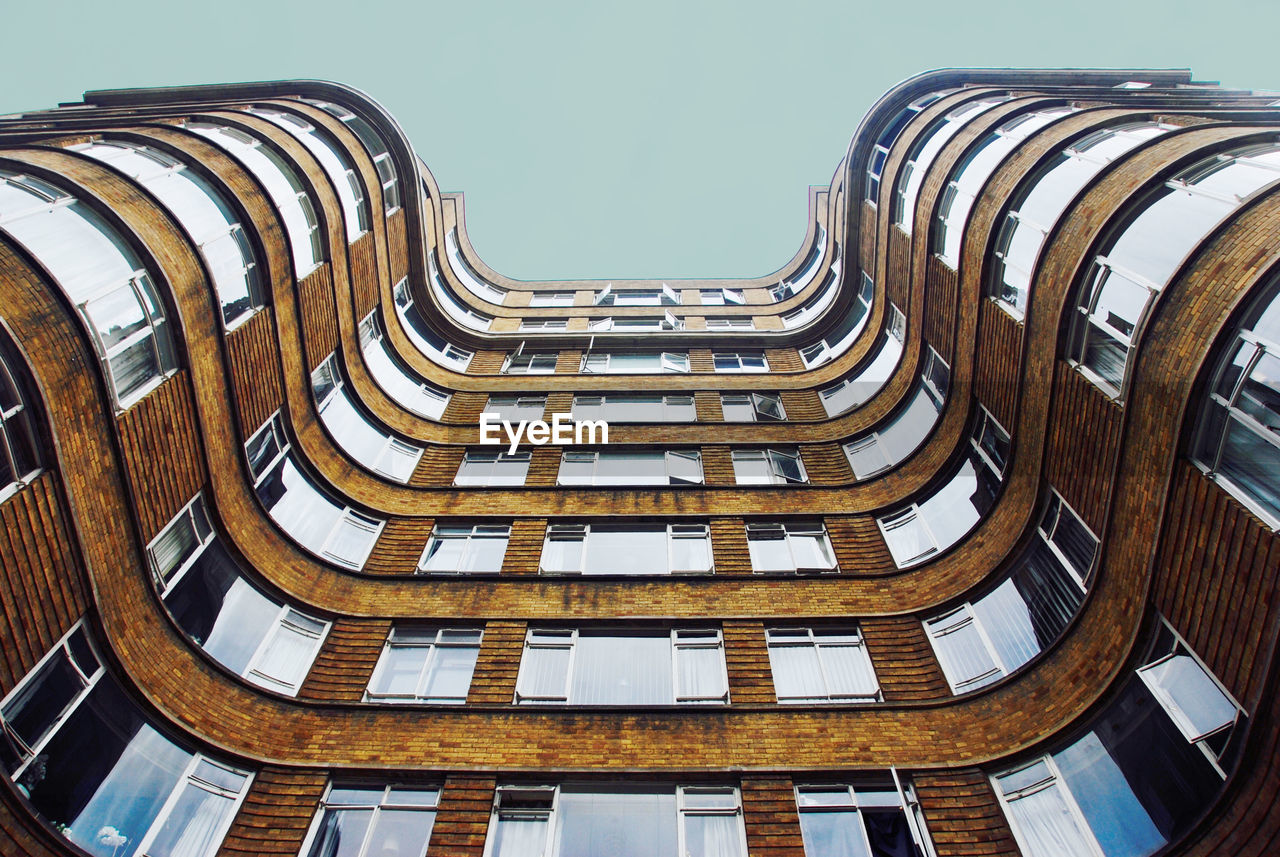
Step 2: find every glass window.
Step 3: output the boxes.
[486,784,746,857]
[358,313,451,420]
[312,354,423,483]
[731,448,807,485]
[502,352,559,374]
[580,351,690,374]
[878,409,1008,568]
[1,624,252,857]
[766,628,880,703]
[0,337,41,500]
[485,396,547,423]
[713,351,769,373]
[365,628,482,704]
[529,291,575,307]
[864,89,950,201]
[820,305,907,417]
[557,450,703,486]
[745,522,837,572]
[1070,141,1280,398]
[798,271,874,368]
[893,96,1011,235]
[594,285,679,306]
[444,228,508,304]
[540,523,712,574]
[300,783,439,857]
[75,140,265,329]
[185,121,324,278]
[418,523,511,573]
[933,106,1077,268]
[427,251,494,330]
[249,106,371,240]
[720,393,785,422]
[246,413,385,568]
[772,225,829,300]
[392,279,474,371]
[0,169,178,408]
[572,394,696,423]
[796,778,934,857]
[1193,272,1280,526]
[845,347,949,479]
[515,629,728,704]
[519,318,568,331]
[993,631,1241,857]
[455,451,531,486]
[992,123,1173,319]
[701,288,745,306]
[304,99,401,214]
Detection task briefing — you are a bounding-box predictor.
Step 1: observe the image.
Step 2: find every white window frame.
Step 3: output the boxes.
[992,756,1105,857]
[744,521,838,573]
[513,628,729,704]
[529,292,575,307]
[570,393,696,423]
[364,627,483,704]
[298,782,441,857]
[312,353,424,483]
[720,393,786,422]
[417,523,512,573]
[392,278,474,371]
[519,318,568,331]
[794,776,936,857]
[358,312,451,420]
[579,351,690,373]
[502,351,559,374]
[557,449,704,486]
[713,351,769,373]
[484,395,547,424]
[455,450,532,486]
[766,627,881,703]
[539,522,713,574]
[731,448,807,485]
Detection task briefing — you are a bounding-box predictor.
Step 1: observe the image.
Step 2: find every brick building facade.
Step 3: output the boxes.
[0,69,1276,857]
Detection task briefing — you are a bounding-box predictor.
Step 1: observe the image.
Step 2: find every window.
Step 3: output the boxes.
[772,225,828,300]
[877,409,1009,567]
[732,448,807,485]
[558,450,703,485]
[392,279,474,371]
[365,628,482,704]
[529,291,575,307]
[845,346,949,479]
[580,351,689,373]
[924,490,1097,693]
[485,395,547,423]
[418,523,511,573]
[595,284,680,306]
[819,305,907,417]
[540,523,712,574]
[993,633,1240,857]
[572,394,695,423]
[0,169,178,408]
[515,629,728,704]
[503,352,559,374]
[312,354,423,483]
[359,312,451,420]
[1,623,253,857]
[864,89,950,201]
[304,99,401,213]
[185,121,324,277]
[783,264,845,331]
[590,313,682,332]
[300,784,439,857]
[767,628,879,703]
[455,451,531,486]
[1136,619,1242,764]
[701,288,745,306]
[932,106,1077,268]
[705,317,753,330]
[991,123,1174,319]
[0,337,41,500]
[430,251,494,330]
[1069,141,1280,397]
[249,105,371,240]
[797,272,874,368]
[1192,272,1280,526]
[246,413,385,569]
[713,351,768,373]
[796,778,934,857]
[445,228,508,304]
[75,139,265,329]
[721,393,785,422]
[893,97,1011,235]
[745,522,837,572]
[485,784,747,857]
[519,318,568,331]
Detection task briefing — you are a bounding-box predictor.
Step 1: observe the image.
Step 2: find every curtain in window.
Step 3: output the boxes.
[490,816,547,857]
[1003,783,1097,857]
[519,646,571,700]
[799,812,871,857]
[683,814,742,857]
[305,808,374,857]
[769,645,826,699]
[821,645,878,698]
[571,635,670,704]
[676,646,725,701]
[145,784,236,857]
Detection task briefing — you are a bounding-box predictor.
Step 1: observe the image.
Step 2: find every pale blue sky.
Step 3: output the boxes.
[4,0,1278,280]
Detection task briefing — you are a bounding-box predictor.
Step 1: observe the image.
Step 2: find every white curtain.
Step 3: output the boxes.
[683,814,743,857]
[1005,785,1097,857]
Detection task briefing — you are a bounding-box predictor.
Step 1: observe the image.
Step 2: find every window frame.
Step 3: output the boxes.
[455,450,532,486]
[297,782,441,857]
[731,448,808,485]
[557,449,704,486]
[364,627,483,704]
[720,392,786,422]
[539,522,713,575]
[766,627,882,703]
[713,351,769,373]
[744,521,838,573]
[417,523,512,574]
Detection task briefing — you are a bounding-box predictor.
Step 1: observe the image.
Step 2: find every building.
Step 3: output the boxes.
[0,68,1276,857]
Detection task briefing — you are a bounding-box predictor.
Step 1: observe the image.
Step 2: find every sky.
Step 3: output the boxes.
[4,0,1279,281]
